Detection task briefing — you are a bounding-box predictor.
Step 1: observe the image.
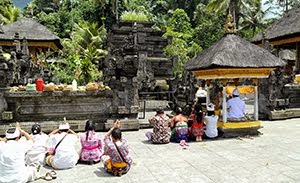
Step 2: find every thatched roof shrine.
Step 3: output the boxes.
[0,18,62,50]
[185,34,285,79]
[252,5,300,47]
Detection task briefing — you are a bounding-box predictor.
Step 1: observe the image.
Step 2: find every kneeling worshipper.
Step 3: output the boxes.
[170,107,189,147]
[26,123,49,166]
[46,121,80,170]
[102,120,132,176]
[146,106,170,144]
[204,103,219,139]
[80,119,103,164]
[188,105,204,142]
[0,123,39,183]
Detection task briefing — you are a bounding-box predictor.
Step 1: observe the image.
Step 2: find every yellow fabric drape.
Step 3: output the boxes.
[226,86,254,95]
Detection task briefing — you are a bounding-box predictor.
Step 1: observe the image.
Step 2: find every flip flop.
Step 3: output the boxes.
[42,172,53,181]
[49,170,57,179]
[179,140,185,147]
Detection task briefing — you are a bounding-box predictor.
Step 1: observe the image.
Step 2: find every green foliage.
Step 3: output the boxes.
[0,0,13,8]
[164,9,202,77]
[50,21,107,84]
[121,11,149,22]
[168,9,192,33]
[193,3,225,50]
[0,5,21,24]
[26,0,100,38]
[239,0,267,39]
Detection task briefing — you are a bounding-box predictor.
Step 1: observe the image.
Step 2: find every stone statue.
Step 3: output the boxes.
[0,48,8,87]
[225,13,236,34]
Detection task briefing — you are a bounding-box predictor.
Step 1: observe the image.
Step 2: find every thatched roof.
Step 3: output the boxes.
[252,5,300,42]
[185,34,285,71]
[279,49,295,61]
[0,18,62,49]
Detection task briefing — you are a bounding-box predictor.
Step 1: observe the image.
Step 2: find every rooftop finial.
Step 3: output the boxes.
[225,12,236,34]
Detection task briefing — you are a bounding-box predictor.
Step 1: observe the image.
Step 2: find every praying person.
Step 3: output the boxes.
[80,119,103,164]
[146,106,170,144]
[0,123,38,183]
[227,88,246,120]
[46,122,80,170]
[204,103,219,139]
[26,123,49,166]
[189,103,204,142]
[170,107,189,147]
[103,120,132,176]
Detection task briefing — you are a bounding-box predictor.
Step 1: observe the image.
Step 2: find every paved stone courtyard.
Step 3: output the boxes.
[35,118,300,183]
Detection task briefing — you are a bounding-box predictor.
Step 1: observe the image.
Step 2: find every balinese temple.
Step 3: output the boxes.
[0,17,63,62]
[185,14,285,136]
[252,5,300,70]
[252,5,300,119]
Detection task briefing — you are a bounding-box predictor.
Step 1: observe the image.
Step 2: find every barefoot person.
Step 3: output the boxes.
[0,123,39,183]
[146,106,170,144]
[103,120,132,176]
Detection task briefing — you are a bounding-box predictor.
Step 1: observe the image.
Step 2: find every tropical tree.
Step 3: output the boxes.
[0,0,12,8]
[206,0,252,29]
[51,21,107,84]
[0,5,21,24]
[239,0,267,39]
[164,9,202,77]
[193,3,225,49]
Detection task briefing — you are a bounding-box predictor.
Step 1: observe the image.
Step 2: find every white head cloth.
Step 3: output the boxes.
[6,128,21,139]
[59,123,70,130]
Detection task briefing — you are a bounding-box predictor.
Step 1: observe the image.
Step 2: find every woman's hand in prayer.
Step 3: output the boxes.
[114,120,121,129]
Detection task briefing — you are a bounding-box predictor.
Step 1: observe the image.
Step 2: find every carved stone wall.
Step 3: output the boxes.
[104,21,173,108]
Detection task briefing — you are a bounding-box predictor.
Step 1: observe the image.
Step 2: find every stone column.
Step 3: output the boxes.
[296,42,300,69]
[254,86,258,120]
[222,86,227,123]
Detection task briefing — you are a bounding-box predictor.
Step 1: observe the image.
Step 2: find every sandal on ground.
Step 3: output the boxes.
[184,141,189,146]
[49,170,57,179]
[179,140,185,147]
[41,172,53,181]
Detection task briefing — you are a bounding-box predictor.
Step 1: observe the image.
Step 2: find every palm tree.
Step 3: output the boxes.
[240,0,267,37]
[0,6,21,24]
[206,0,252,29]
[60,21,107,84]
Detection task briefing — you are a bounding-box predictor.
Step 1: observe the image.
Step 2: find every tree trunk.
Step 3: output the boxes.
[229,0,239,29]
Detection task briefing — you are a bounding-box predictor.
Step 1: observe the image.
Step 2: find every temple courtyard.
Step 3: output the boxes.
[34,117,300,183]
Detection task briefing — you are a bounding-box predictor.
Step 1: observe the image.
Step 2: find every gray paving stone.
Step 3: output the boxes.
[32,118,300,183]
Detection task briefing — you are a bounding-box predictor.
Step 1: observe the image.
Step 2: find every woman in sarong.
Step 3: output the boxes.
[103,120,132,176]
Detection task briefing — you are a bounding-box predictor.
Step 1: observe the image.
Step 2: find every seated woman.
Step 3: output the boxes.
[147,106,170,144]
[80,120,103,164]
[227,88,246,121]
[103,120,132,176]
[170,107,189,145]
[25,123,49,166]
[189,104,204,142]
